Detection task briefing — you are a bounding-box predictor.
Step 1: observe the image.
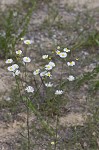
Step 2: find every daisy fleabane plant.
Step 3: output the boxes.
[5,43,78,149]
[56,50,61,55]
[55,90,64,95]
[59,52,67,58]
[63,48,70,52]
[24,40,32,45]
[67,61,75,66]
[45,64,53,70]
[25,86,34,93]
[7,64,19,72]
[67,75,75,81]
[33,69,40,75]
[42,55,48,59]
[16,50,22,55]
[48,61,55,67]
[45,82,53,87]
[6,59,13,64]
[23,57,31,63]
[13,70,20,77]
[7,65,16,72]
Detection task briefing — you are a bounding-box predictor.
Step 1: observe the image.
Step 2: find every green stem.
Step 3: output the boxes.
[54,115,59,150]
[27,98,30,150]
[25,63,30,150]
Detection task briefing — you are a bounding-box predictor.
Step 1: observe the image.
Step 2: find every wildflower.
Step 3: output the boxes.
[20,37,24,40]
[45,82,53,87]
[13,12,17,17]
[42,55,48,59]
[55,90,63,95]
[76,58,79,60]
[59,52,67,58]
[24,40,32,45]
[57,46,60,49]
[40,71,47,77]
[13,70,20,76]
[49,57,52,60]
[45,64,53,70]
[51,141,55,145]
[16,50,22,55]
[67,61,75,66]
[48,61,55,67]
[23,57,31,63]
[45,72,52,77]
[63,48,70,52]
[67,75,75,81]
[25,86,34,93]
[5,59,13,64]
[33,69,40,75]
[52,51,55,54]
[12,64,19,70]
[56,50,61,55]
[7,66,16,72]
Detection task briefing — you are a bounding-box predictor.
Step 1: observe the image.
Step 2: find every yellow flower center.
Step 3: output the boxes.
[47,66,50,68]
[70,62,73,64]
[10,67,13,71]
[49,57,51,60]
[36,70,39,73]
[57,51,60,54]
[26,41,30,44]
[26,58,28,61]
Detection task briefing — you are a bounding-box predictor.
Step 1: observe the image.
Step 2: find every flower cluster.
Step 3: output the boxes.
[6,42,76,96]
[56,47,71,58]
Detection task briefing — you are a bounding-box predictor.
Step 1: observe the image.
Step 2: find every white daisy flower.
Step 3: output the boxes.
[67,61,75,66]
[16,50,22,55]
[25,86,34,93]
[63,48,70,52]
[45,82,53,87]
[67,75,75,81]
[23,57,31,63]
[55,90,63,95]
[20,37,24,41]
[12,64,19,70]
[51,142,55,145]
[45,72,52,77]
[33,69,40,75]
[59,52,67,58]
[48,61,55,67]
[7,66,16,72]
[57,46,60,49]
[40,71,47,77]
[5,59,13,64]
[24,40,32,45]
[56,50,61,55]
[45,64,53,70]
[13,70,20,76]
[42,55,48,59]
